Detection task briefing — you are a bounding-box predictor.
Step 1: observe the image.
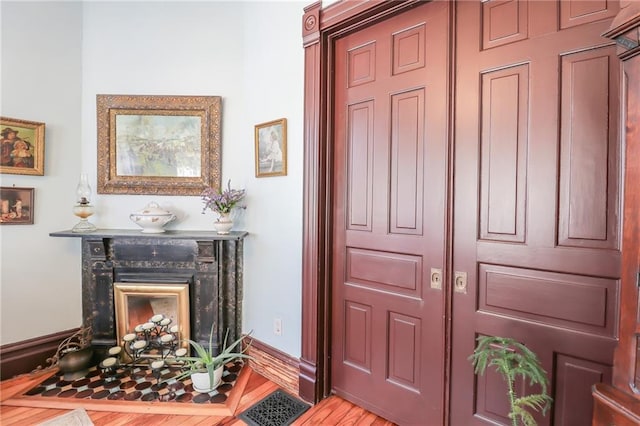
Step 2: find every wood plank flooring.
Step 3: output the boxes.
[0,368,396,425]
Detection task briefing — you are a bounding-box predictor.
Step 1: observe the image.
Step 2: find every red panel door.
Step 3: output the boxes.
[331,2,449,424]
[451,1,621,425]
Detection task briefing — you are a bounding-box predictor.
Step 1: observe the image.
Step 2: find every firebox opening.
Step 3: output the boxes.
[113,282,190,360]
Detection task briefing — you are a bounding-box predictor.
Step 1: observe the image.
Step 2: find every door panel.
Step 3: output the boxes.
[479,63,529,243]
[332,2,449,424]
[451,1,620,425]
[558,46,620,249]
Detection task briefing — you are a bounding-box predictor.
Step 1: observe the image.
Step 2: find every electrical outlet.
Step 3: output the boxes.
[273,318,282,336]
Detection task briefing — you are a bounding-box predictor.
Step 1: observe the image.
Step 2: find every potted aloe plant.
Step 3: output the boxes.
[174,327,253,393]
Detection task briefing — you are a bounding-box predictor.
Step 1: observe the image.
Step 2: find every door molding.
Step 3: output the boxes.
[299,0,423,404]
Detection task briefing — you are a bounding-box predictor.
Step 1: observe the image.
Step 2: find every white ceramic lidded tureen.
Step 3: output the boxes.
[129,202,176,233]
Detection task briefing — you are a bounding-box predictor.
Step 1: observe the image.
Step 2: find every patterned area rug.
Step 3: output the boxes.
[238,389,310,426]
[37,408,94,425]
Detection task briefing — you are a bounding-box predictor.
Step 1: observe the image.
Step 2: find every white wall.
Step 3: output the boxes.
[0,1,84,344]
[241,2,305,355]
[1,1,307,358]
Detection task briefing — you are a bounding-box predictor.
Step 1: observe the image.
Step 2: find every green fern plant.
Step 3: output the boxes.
[468,336,553,426]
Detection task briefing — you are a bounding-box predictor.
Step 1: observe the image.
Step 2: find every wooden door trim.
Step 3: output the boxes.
[603,0,640,393]
[299,0,423,404]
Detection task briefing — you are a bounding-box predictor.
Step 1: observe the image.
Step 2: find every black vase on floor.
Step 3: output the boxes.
[58,346,94,380]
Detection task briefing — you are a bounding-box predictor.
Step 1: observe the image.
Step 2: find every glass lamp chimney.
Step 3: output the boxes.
[76,173,92,204]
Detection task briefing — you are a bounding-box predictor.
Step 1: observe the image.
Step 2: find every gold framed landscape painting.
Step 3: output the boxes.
[255,118,287,177]
[0,117,45,176]
[97,94,222,195]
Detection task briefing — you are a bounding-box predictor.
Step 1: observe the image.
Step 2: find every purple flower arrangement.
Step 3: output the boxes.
[201,179,246,215]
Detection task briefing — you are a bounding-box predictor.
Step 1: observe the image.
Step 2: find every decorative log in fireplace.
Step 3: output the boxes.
[50,229,247,356]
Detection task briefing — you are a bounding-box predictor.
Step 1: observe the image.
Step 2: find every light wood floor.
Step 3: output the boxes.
[0,368,396,425]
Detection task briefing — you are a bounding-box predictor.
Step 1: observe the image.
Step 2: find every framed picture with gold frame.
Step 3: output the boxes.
[1,117,45,176]
[255,118,287,177]
[114,282,191,362]
[97,94,221,195]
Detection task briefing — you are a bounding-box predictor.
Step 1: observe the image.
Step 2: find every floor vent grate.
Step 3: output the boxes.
[238,389,311,426]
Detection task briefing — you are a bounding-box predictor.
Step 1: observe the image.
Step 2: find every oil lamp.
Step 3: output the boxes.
[71,173,96,233]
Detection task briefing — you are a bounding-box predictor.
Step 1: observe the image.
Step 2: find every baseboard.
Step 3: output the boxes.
[298,357,318,404]
[245,337,300,397]
[0,328,79,380]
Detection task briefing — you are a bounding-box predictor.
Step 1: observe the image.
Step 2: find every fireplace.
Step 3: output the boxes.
[50,229,247,356]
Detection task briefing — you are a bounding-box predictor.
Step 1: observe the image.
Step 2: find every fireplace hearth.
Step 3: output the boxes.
[50,229,247,356]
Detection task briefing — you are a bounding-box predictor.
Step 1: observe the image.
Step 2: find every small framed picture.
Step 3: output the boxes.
[255,118,287,177]
[1,117,45,176]
[0,186,34,225]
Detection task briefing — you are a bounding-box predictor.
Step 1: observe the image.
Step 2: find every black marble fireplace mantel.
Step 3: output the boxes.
[50,229,247,355]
